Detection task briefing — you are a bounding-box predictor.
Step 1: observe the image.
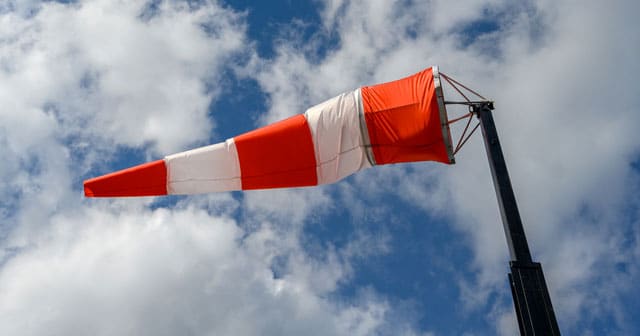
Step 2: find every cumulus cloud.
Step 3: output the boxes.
[0,1,433,335]
[2,0,639,335]
[0,202,399,336]
[1,0,247,158]
[0,0,248,253]
[252,0,640,334]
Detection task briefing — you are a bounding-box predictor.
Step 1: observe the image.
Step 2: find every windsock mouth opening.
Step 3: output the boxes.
[436,68,492,160]
[432,66,456,164]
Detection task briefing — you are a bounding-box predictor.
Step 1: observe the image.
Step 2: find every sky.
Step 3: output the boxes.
[1,0,639,335]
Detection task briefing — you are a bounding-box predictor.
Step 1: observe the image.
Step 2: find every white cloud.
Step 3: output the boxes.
[252,0,640,333]
[0,1,431,335]
[2,0,640,334]
[0,0,246,239]
[0,204,398,336]
[0,0,247,157]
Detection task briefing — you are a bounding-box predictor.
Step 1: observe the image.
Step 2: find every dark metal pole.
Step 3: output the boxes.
[474,103,561,335]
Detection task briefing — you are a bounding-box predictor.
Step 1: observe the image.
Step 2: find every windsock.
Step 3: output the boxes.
[84,66,454,197]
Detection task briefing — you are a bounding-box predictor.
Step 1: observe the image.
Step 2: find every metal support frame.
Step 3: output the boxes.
[472,102,561,335]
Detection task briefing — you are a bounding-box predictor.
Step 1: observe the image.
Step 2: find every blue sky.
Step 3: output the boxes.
[1,1,640,335]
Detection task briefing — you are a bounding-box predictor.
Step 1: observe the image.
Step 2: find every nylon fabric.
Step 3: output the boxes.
[83,160,167,197]
[165,139,241,194]
[361,67,450,165]
[83,66,452,198]
[304,89,372,185]
[235,114,318,189]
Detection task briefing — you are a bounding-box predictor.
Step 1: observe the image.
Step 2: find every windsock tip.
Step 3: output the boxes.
[82,160,168,198]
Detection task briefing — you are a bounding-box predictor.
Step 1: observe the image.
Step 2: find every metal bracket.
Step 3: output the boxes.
[471,101,494,113]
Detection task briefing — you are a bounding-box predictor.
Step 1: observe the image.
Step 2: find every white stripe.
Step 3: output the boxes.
[165,138,241,194]
[304,89,372,185]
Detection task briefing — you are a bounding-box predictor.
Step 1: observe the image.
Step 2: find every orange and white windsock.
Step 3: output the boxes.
[84,66,454,197]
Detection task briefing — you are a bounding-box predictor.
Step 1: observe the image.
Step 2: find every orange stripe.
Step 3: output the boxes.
[361,68,449,165]
[84,160,167,197]
[234,114,317,189]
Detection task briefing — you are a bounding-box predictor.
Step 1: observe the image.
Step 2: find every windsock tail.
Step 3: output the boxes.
[83,160,168,197]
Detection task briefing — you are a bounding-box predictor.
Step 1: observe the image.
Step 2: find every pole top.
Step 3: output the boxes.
[471,101,495,113]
